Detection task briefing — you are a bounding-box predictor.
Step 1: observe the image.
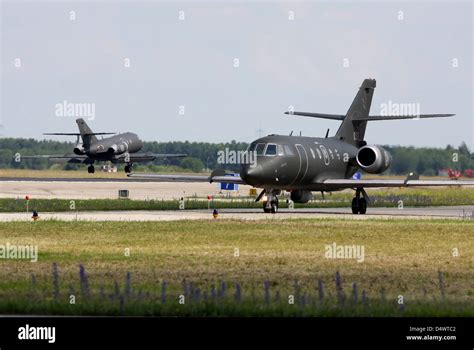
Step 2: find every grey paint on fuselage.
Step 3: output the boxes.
[241,134,358,191]
[87,132,143,160]
[34,118,186,173]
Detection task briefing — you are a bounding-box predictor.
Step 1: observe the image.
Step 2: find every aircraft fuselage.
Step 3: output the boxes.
[86,132,143,161]
[240,134,359,191]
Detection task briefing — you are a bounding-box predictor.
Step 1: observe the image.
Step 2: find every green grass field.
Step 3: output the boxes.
[0,218,472,316]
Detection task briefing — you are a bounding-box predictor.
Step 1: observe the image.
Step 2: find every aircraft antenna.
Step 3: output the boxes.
[256,122,264,137]
[325,129,330,138]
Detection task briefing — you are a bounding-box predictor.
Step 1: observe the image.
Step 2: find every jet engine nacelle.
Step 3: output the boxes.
[356,145,392,174]
[290,190,313,203]
[108,142,129,155]
[73,144,85,155]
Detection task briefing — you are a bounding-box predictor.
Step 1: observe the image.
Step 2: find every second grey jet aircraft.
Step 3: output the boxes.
[22,118,186,173]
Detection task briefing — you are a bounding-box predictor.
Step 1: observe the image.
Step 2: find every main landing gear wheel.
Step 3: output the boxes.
[87,165,95,174]
[351,188,368,215]
[124,164,132,173]
[351,198,359,214]
[358,197,367,215]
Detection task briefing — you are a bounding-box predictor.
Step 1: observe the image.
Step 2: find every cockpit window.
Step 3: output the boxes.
[255,143,266,155]
[283,145,294,156]
[277,144,285,156]
[265,144,277,156]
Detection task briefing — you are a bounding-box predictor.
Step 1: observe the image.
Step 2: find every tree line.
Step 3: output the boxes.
[0,138,472,175]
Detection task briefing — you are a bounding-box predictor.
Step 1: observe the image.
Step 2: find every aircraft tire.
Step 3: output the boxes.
[351,198,359,214]
[358,198,367,214]
[270,202,278,214]
[263,202,271,213]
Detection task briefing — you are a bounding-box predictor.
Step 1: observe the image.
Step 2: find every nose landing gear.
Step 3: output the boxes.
[124,164,133,173]
[262,190,280,214]
[263,198,279,213]
[351,188,368,214]
[87,165,95,174]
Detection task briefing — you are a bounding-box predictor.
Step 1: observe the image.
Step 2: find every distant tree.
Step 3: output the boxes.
[2,138,474,174]
[459,141,471,156]
[445,144,454,152]
[180,157,204,172]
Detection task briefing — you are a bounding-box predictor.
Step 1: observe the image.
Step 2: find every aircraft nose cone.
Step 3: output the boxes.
[240,163,261,184]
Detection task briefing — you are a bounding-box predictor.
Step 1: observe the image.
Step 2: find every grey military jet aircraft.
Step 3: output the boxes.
[22,118,186,173]
[129,79,474,214]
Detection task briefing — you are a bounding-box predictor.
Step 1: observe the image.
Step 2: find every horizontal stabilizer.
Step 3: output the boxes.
[284,111,345,120]
[355,114,454,121]
[44,133,81,136]
[44,132,116,136]
[285,112,454,121]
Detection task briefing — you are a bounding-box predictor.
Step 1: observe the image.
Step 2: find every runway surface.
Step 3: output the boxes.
[2,177,473,221]
[0,178,252,200]
[1,206,473,222]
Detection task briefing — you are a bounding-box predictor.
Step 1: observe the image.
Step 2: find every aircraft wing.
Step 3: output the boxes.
[322,179,474,188]
[21,153,186,163]
[18,155,90,163]
[128,173,246,184]
[128,153,187,162]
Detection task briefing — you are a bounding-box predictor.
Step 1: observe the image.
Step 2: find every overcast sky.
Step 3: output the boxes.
[1,1,472,148]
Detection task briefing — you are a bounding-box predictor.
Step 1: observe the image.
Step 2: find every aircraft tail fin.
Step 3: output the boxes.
[76,118,98,145]
[334,78,376,146]
[284,79,375,147]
